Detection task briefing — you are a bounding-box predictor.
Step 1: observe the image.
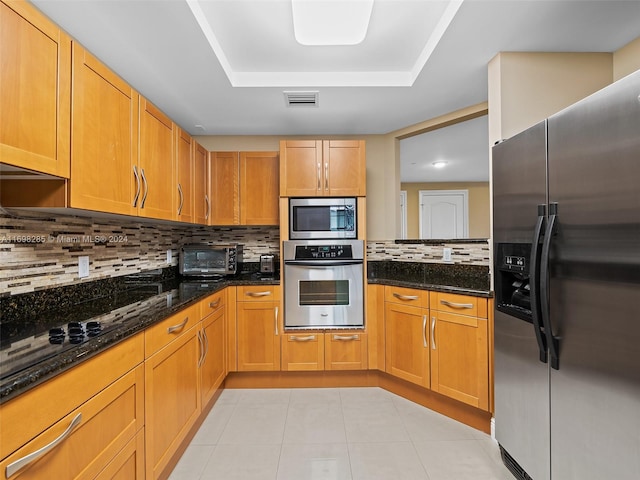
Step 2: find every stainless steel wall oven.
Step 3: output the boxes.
[283,239,364,329]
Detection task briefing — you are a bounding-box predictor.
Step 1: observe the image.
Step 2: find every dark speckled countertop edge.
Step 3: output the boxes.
[0,276,279,404]
[366,278,493,298]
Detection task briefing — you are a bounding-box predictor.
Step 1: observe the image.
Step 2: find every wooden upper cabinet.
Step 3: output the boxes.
[279,140,366,197]
[0,0,71,178]
[209,151,239,225]
[176,127,194,223]
[240,151,279,225]
[193,142,209,225]
[70,43,139,216]
[209,151,279,226]
[279,140,323,196]
[138,98,175,221]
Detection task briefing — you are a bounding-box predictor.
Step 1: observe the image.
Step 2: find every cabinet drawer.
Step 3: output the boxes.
[144,303,199,357]
[0,334,144,461]
[95,429,145,480]
[0,364,144,479]
[384,286,428,307]
[281,333,324,371]
[237,285,280,302]
[200,289,225,318]
[325,332,367,370]
[430,292,487,318]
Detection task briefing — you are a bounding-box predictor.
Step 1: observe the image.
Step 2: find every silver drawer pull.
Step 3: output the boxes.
[6,413,82,478]
[274,306,279,336]
[431,317,436,350]
[422,315,427,348]
[291,335,316,342]
[440,300,474,309]
[333,334,359,341]
[246,291,272,297]
[167,317,188,334]
[209,299,221,308]
[393,293,419,301]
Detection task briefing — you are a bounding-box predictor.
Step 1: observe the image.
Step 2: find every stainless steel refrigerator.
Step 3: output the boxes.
[492,69,640,480]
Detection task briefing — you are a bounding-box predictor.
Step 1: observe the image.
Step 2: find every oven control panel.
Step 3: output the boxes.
[295,244,354,260]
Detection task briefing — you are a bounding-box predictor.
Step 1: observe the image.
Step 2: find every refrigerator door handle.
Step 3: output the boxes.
[530,204,548,363]
[541,202,561,370]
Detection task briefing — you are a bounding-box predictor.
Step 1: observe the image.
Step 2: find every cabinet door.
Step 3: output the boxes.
[200,307,225,408]
[281,333,324,371]
[431,311,489,410]
[0,1,71,177]
[176,127,194,223]
[0,365,144,480]
[324,333,368,370]
[279,140,322,196]
[323,140,366,196]
[240,151,279,225]
[210,151,239,225]
[145,327,200,479]
[236,301,280,371]
[138,98,175,221]
[70,43,138,215]
[194,142,209,225]
[384,303,430,387]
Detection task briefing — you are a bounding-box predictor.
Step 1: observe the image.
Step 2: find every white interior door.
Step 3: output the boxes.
[419,190,468,239]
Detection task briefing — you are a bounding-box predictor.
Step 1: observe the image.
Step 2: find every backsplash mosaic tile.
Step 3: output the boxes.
[366,240,490,266]
[0,209,279,296]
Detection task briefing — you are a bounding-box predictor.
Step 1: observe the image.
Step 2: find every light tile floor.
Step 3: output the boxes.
[169,387,514,480]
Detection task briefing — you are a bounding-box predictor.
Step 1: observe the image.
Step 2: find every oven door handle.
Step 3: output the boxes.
[284,260,363,267]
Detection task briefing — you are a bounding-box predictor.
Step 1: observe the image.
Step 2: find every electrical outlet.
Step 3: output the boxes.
[442,248,452,262]
[78,256,89,278]
[166,249,172,264]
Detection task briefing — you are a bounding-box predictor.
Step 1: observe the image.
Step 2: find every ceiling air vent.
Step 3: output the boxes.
[284,91,319,107]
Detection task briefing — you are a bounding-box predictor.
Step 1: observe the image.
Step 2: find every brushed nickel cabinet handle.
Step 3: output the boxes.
[197,330,204,367]
[431,317,436,350]
[317,162,321,190]
[291,335,316,342]
[209,299,221,309]
[333,334,359,341]
[132,166,141,207]
[178,183,184,215]
[6,413,82,478]
[440,300,474,309]
[324,162,329,191]
[205,194,210,220]
[246,291,272,297]
[422,315,427,348]
[140,168,149,208]
[167,317,188,334]
[274,306,279,336]
[393,293,419,301]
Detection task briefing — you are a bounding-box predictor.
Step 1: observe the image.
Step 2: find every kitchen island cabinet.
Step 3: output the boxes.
[0,0,71,178]
[279,140,366,197]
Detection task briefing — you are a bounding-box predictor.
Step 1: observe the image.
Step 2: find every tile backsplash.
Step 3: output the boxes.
[366,240,490,266]
[0,209,279,296]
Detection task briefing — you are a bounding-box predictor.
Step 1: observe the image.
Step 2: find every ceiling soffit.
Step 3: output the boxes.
[186,0,463,87]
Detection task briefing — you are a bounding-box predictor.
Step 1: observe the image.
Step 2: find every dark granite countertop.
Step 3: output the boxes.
[367,260,493,298]
[0,265,279,403]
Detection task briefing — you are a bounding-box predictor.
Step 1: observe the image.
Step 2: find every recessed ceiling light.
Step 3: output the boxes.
[432,161,448,168]
[291,0,374,46]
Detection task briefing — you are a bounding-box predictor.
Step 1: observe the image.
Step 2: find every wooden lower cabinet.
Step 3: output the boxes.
[200,306,226,407]
[384,302,430,388]
[236,300,281,371]
[96,430,145,480]
[0,365,144,479]
[145,325,200,479]
[324,332,367,370]
[281,333,324,371]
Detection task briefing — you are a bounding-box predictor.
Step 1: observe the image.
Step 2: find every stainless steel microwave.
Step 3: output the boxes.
[179,244,242,276]
[289,197,357,240]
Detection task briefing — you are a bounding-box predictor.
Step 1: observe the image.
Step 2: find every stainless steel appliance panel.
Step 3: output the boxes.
[546,69,640,479]
[492,121,551,480]
[289,197,357,240]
